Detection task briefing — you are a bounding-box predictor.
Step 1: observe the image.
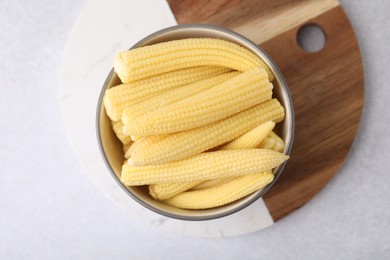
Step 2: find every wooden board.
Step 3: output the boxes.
[167,0,364,221]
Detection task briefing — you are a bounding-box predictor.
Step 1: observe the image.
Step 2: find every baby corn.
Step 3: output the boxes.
[190,177,237,191]
[149,181,204,200]
[104,66,229,121]
[220,121,275,150]
[259,131,286,152]
[122,71,240,126]
[111,120,132,145]
[125,68,272,135]
[164,173,274,209]
[123,143,131,157]
[114,38,273,83]
[121,149,288,186]
[149,177,236,200]
[149,121,275,199]
[129,99,284,166]
[104,37,289,210]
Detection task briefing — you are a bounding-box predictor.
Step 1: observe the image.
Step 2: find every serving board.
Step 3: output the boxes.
[61,0,363,237]
[167,0,364,221]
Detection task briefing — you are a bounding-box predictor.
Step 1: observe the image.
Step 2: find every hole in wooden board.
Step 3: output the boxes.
[297,24,326,52]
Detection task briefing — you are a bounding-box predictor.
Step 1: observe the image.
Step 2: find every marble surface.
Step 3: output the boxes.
[1,0,390,258]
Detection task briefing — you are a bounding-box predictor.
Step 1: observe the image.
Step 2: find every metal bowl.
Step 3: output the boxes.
[96,24,294,221]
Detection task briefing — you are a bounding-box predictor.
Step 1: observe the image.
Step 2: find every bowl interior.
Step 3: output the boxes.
[97,25,294,220]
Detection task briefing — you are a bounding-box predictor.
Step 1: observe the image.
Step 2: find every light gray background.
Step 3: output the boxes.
[1,0,389,259]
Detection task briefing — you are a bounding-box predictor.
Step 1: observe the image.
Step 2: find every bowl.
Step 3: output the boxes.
[96,24,294,221]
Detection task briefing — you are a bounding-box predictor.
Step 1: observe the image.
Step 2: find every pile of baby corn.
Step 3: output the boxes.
[103,38,289,209]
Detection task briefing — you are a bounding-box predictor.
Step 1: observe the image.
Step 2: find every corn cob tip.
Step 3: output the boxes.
[149,185,158,200]
[277,154,290,167]
[114,53,126,83]
[124,148,131,159]
[164,172,274,209]
[127,158,134,165]
[220,120,276,150]
[104,94,121,122]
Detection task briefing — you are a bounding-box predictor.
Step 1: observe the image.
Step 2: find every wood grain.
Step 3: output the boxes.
[167,0,364,221]
[167,0,339,43]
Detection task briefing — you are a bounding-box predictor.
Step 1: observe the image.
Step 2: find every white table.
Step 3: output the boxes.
[1,0,390,259]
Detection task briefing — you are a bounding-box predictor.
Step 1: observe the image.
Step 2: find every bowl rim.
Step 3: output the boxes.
[96,24,295,221]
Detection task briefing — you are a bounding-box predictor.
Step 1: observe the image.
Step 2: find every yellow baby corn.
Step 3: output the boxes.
[164,173,274,209]
[122,71,240,125]
[114,38,273,83]
[127,134,167,159]
[130,135,138,141]
[149,181,204,200]
[220,121,275,150]
[123,143,131,157]
[129,99,284,166]
[126,38,262,64]
[121,149,288,186]
[104,66,229,121]
[125,135,167,159]
[149,120,275,199]
[126,68,272,136]
[259,131,286,152]
[111,121,132,145]
[191,177,237,191]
